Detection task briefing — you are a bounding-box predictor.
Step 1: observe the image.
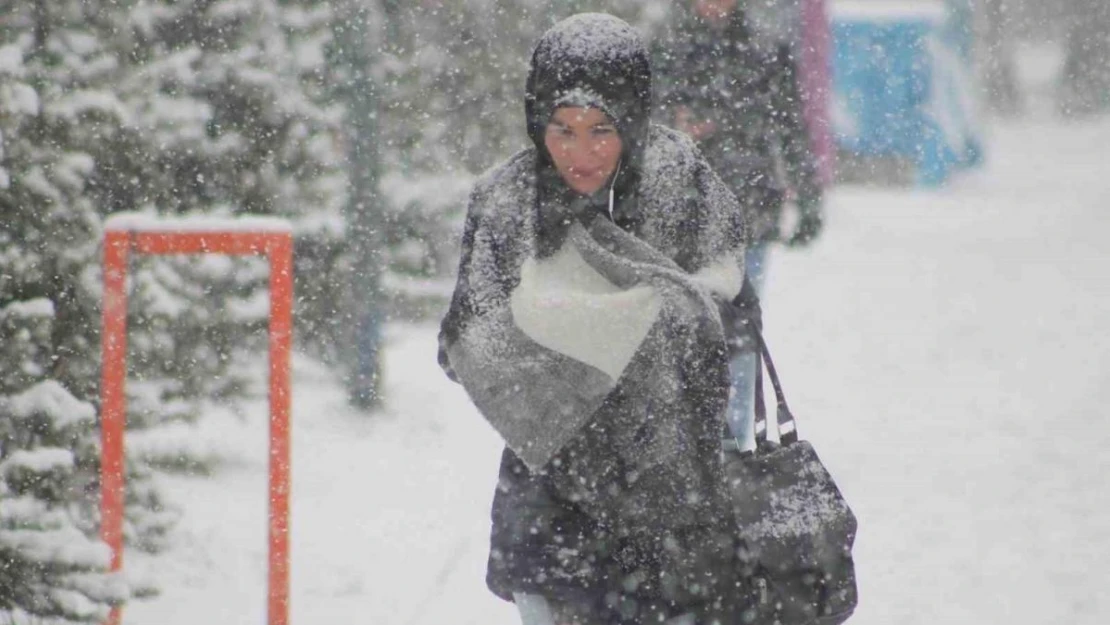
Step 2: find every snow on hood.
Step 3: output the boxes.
[524,13,653,185]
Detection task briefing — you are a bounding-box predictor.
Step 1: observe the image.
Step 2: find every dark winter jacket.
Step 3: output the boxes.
[652,9,822,241]
[437,13,759,623]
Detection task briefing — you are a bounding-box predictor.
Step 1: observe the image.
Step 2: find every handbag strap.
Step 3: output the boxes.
[723,276,797,447]
[751,327,798,446]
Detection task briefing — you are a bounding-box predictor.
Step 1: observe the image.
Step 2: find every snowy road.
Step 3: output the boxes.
[124,111,1110,625]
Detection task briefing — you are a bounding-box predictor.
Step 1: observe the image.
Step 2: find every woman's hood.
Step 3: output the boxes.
[524,13,653,179]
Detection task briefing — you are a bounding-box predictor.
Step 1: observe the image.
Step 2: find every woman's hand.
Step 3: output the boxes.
[784,195,824,248]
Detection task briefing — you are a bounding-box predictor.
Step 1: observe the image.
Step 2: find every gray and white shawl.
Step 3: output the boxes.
[440,125,749,532]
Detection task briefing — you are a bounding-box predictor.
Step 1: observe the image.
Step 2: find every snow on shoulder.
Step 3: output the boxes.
[104,212,293,233]
[535,13,645,63]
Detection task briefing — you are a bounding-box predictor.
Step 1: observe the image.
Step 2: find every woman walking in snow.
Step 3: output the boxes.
[438,13,762,624]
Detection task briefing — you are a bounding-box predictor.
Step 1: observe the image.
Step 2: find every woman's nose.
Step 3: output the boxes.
[575,139,605,158]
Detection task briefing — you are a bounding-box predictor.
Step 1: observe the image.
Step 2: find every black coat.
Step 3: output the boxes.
[460,130,761,624]
[653,10,822,241]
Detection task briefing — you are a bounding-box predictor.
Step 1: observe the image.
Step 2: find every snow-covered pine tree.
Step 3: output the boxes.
[0,3,135,620]
[0,335,128,623]
[94,0,347,398]
[1,0,344,619]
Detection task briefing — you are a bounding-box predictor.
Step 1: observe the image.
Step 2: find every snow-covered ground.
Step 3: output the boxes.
[123,62,1110,625]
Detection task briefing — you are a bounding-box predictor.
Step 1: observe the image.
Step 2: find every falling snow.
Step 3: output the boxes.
[2,1,1109,624]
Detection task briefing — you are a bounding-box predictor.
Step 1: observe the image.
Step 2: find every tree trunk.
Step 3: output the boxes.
[335,0,386,409]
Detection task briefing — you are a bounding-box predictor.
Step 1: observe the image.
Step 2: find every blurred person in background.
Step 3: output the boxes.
[653,0,825,451]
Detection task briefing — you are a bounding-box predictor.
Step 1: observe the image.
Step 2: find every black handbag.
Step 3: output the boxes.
[723,329,858,625]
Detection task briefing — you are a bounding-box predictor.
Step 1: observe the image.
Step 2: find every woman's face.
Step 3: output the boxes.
[543,106,623,196]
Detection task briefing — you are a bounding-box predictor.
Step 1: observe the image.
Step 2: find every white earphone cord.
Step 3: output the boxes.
[608,160,622,222]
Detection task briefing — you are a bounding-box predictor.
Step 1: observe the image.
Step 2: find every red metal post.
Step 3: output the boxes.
[133,231,275,256]
[267,234,293,625]
[100,222,293,625]
[100,231,130,625]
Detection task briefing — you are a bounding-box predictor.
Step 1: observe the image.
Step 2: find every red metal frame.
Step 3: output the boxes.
[100,223,293,625]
